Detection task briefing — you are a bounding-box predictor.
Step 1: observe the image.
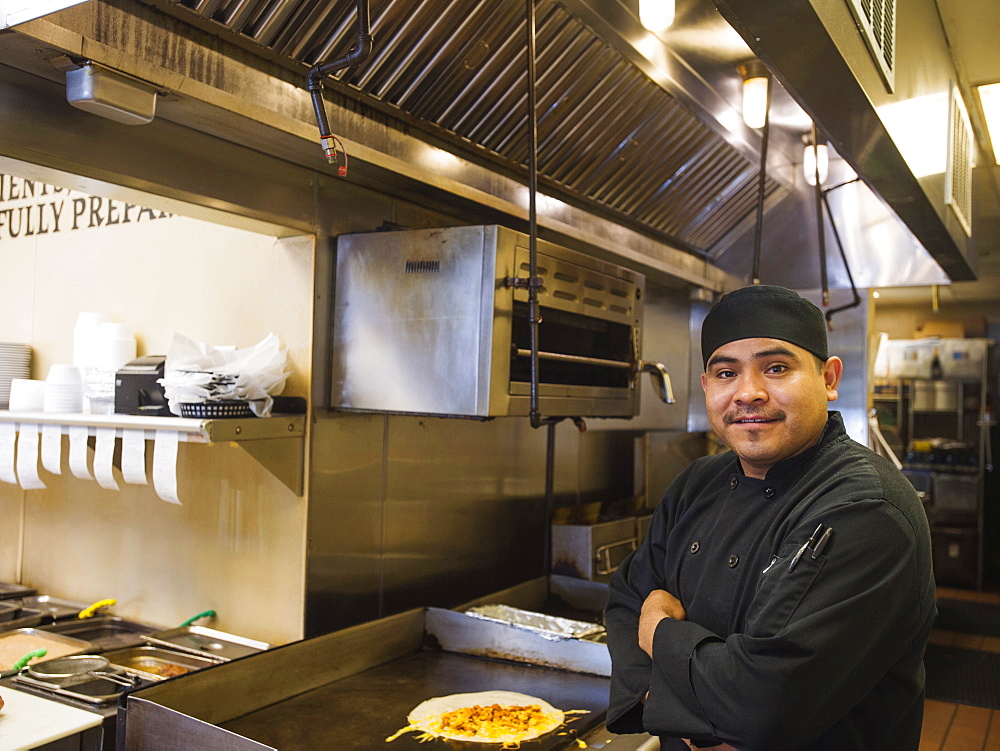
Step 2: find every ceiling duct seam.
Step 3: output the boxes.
[414,6,524,120]
[550,72,664,189]
[539,77,653,184]
[534,52,627,174]
[677,163,760,240]
[248,0,301,47]
[591,102,710,207]
[394,0,502,108]
[359,0,474,102]
[684,171,762,237]
[616,125,715,212]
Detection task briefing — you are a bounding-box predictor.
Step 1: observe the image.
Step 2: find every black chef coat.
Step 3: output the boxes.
[605,412,936,750]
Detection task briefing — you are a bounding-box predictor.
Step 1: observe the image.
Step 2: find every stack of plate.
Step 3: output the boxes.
[0,342,32,409]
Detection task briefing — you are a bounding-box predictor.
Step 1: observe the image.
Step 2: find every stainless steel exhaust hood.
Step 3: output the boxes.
[140,0,787,260]
[134,0,975,287]
[0,0,977,290]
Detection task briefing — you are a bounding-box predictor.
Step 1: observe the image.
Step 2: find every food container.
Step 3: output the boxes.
[13,595,92,621]
[0,602,46,632]
[0,582,37,600]
[938,338,990,380]
[145,626,269,660]
[886,338,937,379]
[551,515,652,583]
[0,628,92,676]
[103,645,224,680]
[39,616,162,651]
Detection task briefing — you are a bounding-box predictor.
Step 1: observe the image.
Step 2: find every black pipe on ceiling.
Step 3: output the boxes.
[821,178,863,329]
[306,0,373,169]
[750,74,772,286]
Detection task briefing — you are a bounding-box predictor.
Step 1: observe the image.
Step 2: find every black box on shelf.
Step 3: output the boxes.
[115,355,171,416]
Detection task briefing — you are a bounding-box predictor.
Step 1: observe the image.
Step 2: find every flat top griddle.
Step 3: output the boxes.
[220,649,610,750]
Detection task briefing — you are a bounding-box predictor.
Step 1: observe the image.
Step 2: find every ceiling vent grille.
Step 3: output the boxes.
[946,84,973,236]
[845,0,895,92]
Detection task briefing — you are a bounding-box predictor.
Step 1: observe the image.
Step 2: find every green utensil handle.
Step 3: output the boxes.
[12,648,47,671]
[179,609,216,627]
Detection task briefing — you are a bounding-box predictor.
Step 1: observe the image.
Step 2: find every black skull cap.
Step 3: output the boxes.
[701,285,828,368]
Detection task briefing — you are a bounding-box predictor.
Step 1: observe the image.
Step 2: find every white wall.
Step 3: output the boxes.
[0,177,313,645]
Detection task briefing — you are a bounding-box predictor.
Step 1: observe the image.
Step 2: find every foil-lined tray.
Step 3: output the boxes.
[463,604,605,641]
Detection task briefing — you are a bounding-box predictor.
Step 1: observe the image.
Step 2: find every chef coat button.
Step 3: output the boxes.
[764,487,775,498]
[690,541,700,554]
[728,554,739,568]
[729,477,738,489]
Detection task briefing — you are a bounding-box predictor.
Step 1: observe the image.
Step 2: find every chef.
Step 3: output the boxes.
[605,285,936,750]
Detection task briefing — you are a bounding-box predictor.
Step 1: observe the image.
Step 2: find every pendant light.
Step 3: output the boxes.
[639,0,675,32]
[739,60,769,130]
[803,138,829,186]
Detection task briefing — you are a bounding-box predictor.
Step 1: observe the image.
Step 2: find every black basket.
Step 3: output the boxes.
[179,400,254,419]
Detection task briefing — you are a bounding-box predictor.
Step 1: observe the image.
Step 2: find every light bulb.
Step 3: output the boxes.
[742,76,769,129]
[639,0,675,32]
[803,143,829,186]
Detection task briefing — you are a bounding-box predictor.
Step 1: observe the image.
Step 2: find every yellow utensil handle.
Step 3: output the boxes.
[79,598,117,618]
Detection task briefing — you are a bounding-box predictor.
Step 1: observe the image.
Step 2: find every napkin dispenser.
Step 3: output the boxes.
[115,356,171,416]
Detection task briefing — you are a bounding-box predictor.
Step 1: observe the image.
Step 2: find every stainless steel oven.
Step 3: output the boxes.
[330,224,672,418]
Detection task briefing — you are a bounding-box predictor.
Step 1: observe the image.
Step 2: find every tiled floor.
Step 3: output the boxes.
[919,587,1000,750]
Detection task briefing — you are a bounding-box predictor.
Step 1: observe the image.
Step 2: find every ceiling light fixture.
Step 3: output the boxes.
[739,60,769,130]
[977,82,1000,165]
[639,0,674,32]
[63,60,158,125]
[803,139,829,186]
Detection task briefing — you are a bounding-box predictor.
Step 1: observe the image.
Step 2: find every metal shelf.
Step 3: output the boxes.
[0,411,306,494]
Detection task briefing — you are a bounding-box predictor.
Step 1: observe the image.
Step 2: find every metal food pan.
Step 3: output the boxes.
[0,628,92,676]
[14,595,92,620]
[40,616,162,651]
[0,603,46,632]
[0,601,19,622]
[104,645,223,680]
[145,626,269,660]
[0,582,37,600]
[14,670,140,706]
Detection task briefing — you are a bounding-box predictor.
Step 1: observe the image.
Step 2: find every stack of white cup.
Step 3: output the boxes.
[8,377,46,411]
[73,313,137,414]
[43,365,84,413]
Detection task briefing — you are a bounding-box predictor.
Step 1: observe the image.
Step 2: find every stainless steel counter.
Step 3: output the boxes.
[119,578,659,751]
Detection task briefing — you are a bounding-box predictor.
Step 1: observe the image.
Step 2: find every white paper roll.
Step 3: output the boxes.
[68,425,92,479]
[121,429,148,485]
[94,427,119,490]
[153,430,180,504]
[0,423,17,484]
[15,423,46,490]
[41,423,62,475]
